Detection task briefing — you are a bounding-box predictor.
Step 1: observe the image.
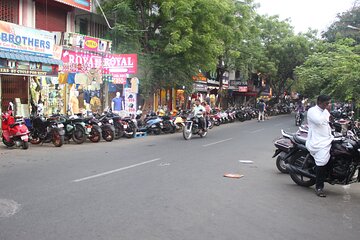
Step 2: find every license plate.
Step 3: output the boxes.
[87,128,92,133]
[21,135,28,140]
[58,123,64,128]
[123,125,128,129]
[98,122,102,126]
[109,119,113,124]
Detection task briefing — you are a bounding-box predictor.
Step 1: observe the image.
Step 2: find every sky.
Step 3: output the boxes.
[255,0,357,34]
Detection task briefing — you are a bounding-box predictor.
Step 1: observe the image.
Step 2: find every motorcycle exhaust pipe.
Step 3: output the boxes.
[286,164,316,179]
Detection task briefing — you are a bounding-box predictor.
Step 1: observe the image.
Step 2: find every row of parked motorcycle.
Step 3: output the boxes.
[1,101,294,149]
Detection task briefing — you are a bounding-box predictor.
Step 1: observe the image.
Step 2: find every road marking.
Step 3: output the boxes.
[250,128,264,133]
[73,158,161,183]
[203,138,233,147]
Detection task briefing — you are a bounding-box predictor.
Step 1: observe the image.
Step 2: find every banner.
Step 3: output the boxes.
[55,0,91,12]
[124,88,137,114]
[103,54,137,75]
[61,50,102,72]
[0,20,54,57]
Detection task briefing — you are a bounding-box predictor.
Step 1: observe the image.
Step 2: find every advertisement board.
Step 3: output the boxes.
[55,0,91,12]
[103,54,137,75]
[61,50,102,72]
[0,20,54,57]
[124,88,137,114]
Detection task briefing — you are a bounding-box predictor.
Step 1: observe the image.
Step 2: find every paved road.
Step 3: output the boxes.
[1,114,359,240]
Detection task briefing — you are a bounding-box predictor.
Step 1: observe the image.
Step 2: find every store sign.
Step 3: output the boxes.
[193,83,208,92]
[61,50,102,72]
[124,88,137,114]
[55,0,91,12]
[103,54,138,74]
[0,20,54,57]
[0,59,58,76]
[239,86,248,92]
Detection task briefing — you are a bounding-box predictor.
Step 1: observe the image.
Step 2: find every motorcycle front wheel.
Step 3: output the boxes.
[52,130,64,147]
[22,141,29,149]
[288,155,316,187]
[183,128,192,140]
[72,125,86,144]
[102,128,115,142]
[89,128,101,142]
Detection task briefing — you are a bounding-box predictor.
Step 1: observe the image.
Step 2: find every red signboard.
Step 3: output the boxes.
[61,50,102,72]
[55,0,91,12]
[103,54,138,75]
[239,86,248,92]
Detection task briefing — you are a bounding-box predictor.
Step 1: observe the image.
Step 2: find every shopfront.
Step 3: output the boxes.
[0,20,62,121]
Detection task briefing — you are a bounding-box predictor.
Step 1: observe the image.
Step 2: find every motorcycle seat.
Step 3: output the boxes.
[10,122,20,128]
[294,134,307,145]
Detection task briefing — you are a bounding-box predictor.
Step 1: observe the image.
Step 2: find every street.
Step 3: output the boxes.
[1,113,360,240]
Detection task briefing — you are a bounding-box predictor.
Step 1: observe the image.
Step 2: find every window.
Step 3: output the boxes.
[0,0,19,24]
[79,18,88,35]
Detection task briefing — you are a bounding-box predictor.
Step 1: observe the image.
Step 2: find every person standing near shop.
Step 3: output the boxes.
[306,95,333,197]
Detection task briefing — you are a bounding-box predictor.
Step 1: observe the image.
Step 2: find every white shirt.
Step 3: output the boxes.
[193,105,205,116]
[306,105,334,165]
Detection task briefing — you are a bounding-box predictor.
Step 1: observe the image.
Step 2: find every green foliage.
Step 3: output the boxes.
[294,40,360,105]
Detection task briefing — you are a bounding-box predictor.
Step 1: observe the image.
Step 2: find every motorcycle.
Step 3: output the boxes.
[96,113,116,142]
[139,114,163,135]
[285,130,360,187]
[83,115,103,143]
[1,102,30,149]
[183,112,208,140]
[28,116,65,147]
[121,116,137,138]
[56,115,87,144]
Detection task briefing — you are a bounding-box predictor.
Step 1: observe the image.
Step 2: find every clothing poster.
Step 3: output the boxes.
[124,88,136,115]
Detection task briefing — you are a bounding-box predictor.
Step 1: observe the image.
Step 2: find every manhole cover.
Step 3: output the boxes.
[0,199,21,218]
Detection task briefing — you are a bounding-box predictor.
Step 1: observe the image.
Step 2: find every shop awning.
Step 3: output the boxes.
[0,51,62,65]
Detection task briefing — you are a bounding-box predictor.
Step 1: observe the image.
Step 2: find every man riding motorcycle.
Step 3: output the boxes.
[193,99,206,132]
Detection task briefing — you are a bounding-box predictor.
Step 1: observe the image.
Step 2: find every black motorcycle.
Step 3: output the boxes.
[83,116,103,143]
[56,115,87,144]
[96,113,116,142]
[29,116,65,147]
[285,131,360,187]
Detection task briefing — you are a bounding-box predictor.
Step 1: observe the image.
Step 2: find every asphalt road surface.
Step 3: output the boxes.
[1,113,359,240]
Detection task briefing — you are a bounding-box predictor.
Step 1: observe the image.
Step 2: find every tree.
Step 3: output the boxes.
[101,0,240,109]
[294,39,360,105]
[322,1,360,44]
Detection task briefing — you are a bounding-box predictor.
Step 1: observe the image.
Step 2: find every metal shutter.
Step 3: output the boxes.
[0,0,19,24]
[35,0,68,32]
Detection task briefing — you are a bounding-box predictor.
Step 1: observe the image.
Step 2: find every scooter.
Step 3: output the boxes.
[1,102,30,149]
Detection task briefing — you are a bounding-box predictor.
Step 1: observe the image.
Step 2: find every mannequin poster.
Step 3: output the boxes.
[124,88,136,114]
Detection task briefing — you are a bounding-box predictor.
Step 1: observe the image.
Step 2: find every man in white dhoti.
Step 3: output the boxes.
[306,95,333,197]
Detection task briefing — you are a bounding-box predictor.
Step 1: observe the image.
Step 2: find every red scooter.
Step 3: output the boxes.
[1,102,30,149]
